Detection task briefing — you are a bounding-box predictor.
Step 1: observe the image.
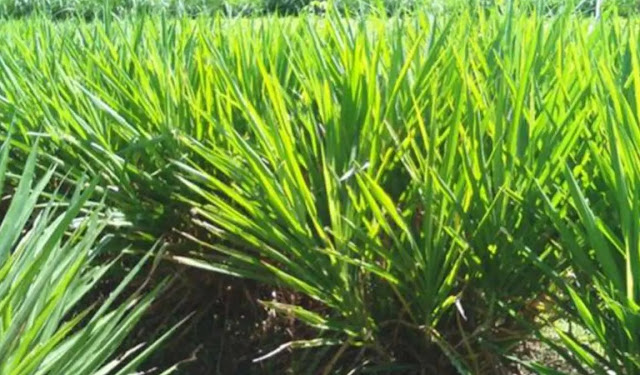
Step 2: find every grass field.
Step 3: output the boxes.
[0,0,636,17]
[1,2,640,374]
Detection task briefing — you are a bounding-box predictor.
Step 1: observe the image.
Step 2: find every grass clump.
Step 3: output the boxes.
[0,138,180,374]
[2,4,640,373]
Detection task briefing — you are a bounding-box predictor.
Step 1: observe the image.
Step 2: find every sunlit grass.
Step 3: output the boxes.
[0,7,639,373]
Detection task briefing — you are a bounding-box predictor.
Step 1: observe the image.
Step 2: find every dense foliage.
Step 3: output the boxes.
[1,3,640,374]
[0,0,637,17]
[0,139,183,374]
